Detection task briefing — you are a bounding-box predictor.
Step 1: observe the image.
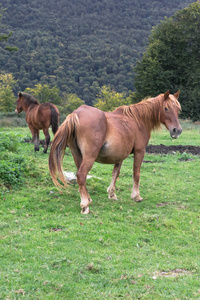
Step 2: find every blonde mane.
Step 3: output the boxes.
[114,94,181,131]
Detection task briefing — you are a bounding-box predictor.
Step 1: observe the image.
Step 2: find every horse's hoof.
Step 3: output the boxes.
[108,194,118,201]
[133,196,143,202]
[81,206,90,214]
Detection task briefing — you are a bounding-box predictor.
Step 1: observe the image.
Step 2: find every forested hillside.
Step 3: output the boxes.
[0,0,196,105]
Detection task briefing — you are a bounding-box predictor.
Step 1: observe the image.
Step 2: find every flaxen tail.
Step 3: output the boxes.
[50,105,59,134]
[49,113,79,188]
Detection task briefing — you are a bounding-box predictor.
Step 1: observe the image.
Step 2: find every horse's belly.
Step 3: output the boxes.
[95,141,131,164]
[95,156,116,164]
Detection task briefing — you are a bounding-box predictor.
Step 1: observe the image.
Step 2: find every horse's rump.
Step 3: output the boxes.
[35,103,59,133]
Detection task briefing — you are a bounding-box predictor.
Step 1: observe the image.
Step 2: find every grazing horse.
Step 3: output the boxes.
[49,90,182,214]
[15,92,60,153]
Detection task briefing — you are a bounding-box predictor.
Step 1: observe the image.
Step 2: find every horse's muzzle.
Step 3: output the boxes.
[170,127,182,139]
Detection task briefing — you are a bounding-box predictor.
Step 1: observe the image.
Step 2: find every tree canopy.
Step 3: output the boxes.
[134,1,200,121]
[0,5,18,52]
[0,0,195,105]
[24,84,61,105]
[0,73,16,111]
[94,85,132,111]
[58,93,85,116]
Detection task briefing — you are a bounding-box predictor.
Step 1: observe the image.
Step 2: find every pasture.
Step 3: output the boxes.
[0,122,200,299]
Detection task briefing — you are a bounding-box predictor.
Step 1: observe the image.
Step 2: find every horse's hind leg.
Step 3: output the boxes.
[29,125,39,151]
[107,161,122,200]
[43,128,50,153]
[71,140,82,170]
[76,157,96,214]
[34,130,40,151]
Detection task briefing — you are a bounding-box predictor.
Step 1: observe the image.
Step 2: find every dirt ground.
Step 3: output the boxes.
[146,144,200,155]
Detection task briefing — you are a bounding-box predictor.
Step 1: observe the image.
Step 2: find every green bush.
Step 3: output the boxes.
[0,133,29,189]
[0,155,27,188]
[0,132,21,152]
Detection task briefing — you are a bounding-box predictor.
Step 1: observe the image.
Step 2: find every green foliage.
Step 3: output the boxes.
[94,85,132,111]
[0,132,21,153]
[24,83,61,105]
[176,151,193,161]
[0,0,194,105]
[0,132,28,189]
[0,154,26,188]
[59,93,85,116]
[134,2,200,121]
[0,73,17,112]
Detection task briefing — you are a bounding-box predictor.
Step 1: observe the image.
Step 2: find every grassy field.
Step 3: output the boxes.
[0,122,200,299]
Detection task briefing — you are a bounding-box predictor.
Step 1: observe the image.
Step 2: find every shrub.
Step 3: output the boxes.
[0,133,29,189]
[0,132,21,153]
[0,155,27,188]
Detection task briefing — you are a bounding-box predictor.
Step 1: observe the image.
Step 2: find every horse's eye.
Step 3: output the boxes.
[165,107,168,111]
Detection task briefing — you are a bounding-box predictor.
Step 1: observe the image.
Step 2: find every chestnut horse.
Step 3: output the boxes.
[49,91,182,214]
[15,92,60,153]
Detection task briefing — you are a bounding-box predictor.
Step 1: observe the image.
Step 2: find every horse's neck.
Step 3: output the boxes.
[132,97,162,132]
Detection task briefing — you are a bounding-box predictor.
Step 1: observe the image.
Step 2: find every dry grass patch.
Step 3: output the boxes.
[153,269,194,279]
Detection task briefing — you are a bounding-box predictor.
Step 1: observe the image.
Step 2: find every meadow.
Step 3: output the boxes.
[0,121,200,299]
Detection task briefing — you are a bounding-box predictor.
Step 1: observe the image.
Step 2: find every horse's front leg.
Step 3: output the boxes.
[131,149,145,202]
[107,161,122,200]
[43,128,50,153]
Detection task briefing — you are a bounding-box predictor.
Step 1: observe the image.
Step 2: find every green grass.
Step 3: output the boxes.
[0,125,200,299]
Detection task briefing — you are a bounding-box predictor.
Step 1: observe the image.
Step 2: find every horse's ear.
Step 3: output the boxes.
[18,92,22,98]
[174,90,180,99]
[164,90,170,100]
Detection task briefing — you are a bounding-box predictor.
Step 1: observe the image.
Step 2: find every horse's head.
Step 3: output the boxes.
[15,92,24,114]
[160,90,182,139]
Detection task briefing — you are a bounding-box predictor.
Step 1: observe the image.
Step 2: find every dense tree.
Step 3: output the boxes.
[134,2,200,121]
[24,84,61,105]
[0,0,195,105]
[59,93,85,116]
[94,85,132,111]
[0,73,17,112]
[0,5,18,52]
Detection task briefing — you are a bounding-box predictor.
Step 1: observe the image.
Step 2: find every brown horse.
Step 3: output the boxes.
[49,90,182,214]
[15,92,60,153]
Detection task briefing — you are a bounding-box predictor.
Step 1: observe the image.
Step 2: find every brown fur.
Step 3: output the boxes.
[49,91,182,214]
